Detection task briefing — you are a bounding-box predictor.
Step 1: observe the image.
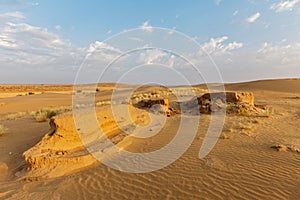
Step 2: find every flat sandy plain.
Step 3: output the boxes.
[0,79,299,199]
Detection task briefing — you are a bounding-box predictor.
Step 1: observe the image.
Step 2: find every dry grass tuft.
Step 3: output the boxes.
[0,124,8,136]
[4,112,27,120]
[220,132,230,139]
[96,101,111,106]
[33,106,71,122]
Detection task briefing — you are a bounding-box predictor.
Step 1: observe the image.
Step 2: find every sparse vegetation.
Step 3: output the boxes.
[238,107,251,117]
[220,132,229,139]
[33,106,71,122]
[0,124,8,136]
[34,111,48,122]
[96,101,111,106]
[4,112,27,120]
[261,108,272,118]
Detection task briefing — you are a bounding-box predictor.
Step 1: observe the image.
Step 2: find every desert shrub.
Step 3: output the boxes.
[28,92,35,95]
[261,107,272,118]
[220,132,229,139]
[4,112,27,120]
[33,106,71,122]
[34,111,49,122]
[0,124,8,136]
[96,101,111,107]
[238,107,251,116]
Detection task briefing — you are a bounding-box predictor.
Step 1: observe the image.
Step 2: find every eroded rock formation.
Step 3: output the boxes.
[22,105,150,179]
[196,92,255,113]
[21,91,266,179]
[132,98,176,117]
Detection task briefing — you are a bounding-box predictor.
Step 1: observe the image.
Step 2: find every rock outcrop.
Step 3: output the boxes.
[271,144,300,153]
[21,91,265,179]
[132,92,261,116]
[22,113,97,179]
[132,98,176,117]
[197,92,254,106]
[181,91,267,116]
[22,105,150,179]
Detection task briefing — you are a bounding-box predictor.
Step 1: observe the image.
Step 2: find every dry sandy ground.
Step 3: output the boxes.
[0,79,300,199]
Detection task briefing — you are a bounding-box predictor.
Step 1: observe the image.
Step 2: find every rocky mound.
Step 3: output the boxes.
[271,144,300,153]
[132,98,178,117]
[184,91,269,116]
[22,105,150,179]
[133,91,267,117]
[21,91,268,179]
[22,114,97,179]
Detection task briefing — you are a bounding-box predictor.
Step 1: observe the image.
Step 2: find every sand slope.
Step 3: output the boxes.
[0,79,300,199]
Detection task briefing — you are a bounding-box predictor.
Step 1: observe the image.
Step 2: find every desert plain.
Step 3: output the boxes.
[0,79,299,199]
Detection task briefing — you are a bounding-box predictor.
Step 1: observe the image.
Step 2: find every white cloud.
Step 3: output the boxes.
[180,36,244,73]
[124,37,243,70]
[55,25,61,31]
[87,41,121,54]
[0,11,24,20]
[0,0,22,6]
[0,21,82,65]
[86,41,123,62]
[1,22,67,51]
[270,0,300,12]
[168,27,176,35]
[245,12,261,23]
[233,10,239,16]
[214,0,222,5]
[201,36,243,55]
[128,36,144,42]
[106,30,112,35]
[256,42,300,66]
[137,49,167,65]
[139,21,153,32]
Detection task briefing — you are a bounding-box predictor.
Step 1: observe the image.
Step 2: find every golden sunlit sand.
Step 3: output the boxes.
[0,79,300,199]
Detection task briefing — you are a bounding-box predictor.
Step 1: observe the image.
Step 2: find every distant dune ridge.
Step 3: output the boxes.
[0,78,300,199]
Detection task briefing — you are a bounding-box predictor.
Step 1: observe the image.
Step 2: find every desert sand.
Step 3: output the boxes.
[0,79,300,199]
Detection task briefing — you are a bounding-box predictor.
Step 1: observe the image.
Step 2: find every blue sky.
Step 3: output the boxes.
[0,0,300,84]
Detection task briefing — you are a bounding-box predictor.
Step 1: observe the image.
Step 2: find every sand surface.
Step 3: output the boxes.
[0,79,300,199]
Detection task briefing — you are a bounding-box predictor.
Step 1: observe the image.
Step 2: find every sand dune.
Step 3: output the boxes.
[0,79,300,199]
[225,78,300,94]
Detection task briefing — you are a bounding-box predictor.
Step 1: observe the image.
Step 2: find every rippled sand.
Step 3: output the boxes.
[0,79,300,199]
